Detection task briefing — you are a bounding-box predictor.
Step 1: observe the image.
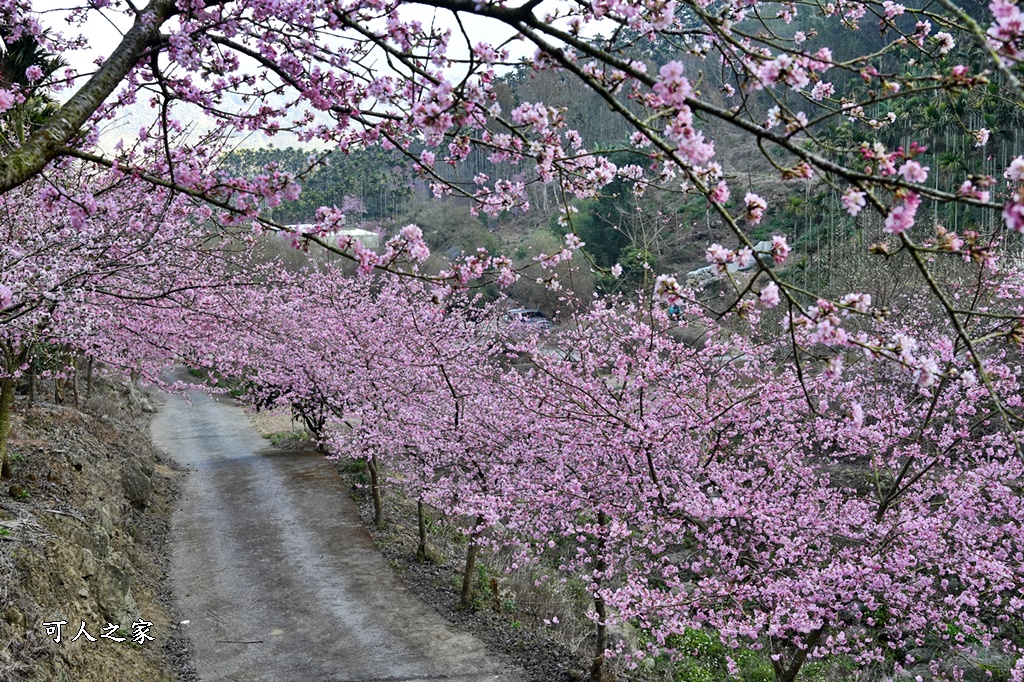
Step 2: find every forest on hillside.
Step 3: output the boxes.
[216,10,1024,312]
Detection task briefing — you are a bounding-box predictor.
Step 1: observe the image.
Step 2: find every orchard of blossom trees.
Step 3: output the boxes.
[179,271,1024,681]
[2,0,1024,679]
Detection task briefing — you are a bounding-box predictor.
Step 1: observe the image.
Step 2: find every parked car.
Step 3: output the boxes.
[503,308,555,330]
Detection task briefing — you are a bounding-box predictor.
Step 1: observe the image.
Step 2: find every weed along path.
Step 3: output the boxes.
[152,374,522,682]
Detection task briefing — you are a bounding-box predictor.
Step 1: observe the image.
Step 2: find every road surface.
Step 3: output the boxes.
[152,376,522,682]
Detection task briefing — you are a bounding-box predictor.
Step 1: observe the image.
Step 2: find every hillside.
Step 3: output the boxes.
[0,378,193,682]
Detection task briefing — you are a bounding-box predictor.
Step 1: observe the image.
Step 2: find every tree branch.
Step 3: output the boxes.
[0,0,178,193]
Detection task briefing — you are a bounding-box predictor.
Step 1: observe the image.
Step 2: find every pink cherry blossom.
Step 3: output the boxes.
[884,192,922,234]
[760,281,781,307]
[0,89,16,113]
[842,188,866,216]
[1002,191,1024,232]
[771,235,791,264]
[744,193,767,224]
[1005,156,1024,180]
[898,159,929,184]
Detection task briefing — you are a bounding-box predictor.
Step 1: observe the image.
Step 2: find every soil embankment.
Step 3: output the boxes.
[0,379,193,681]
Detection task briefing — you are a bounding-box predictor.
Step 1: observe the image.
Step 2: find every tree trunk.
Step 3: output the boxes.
[85,356,94,399]
[416,499,430,562]
[367,455,383,527]
[590,511,609,682]
[0,376,16,480]
[0,0,179,194]
[70,357,80,409]
[589,586,608,682]
[28,358,36,407]
[772,627,825,682]
[460,515,485,609]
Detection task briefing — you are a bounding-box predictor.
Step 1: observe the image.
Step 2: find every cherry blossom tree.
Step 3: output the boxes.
[0,0,1019,395]
[174,264,1022,681]
[501,296,1024,682]
[0,0,1019,367]
[0,162,258,477]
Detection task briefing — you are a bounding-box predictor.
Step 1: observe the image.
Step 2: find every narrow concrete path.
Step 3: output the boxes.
[152,376,522,682]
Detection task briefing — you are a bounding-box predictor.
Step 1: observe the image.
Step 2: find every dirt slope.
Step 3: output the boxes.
[0,379,192,682]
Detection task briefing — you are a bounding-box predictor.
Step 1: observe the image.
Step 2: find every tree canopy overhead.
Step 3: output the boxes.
[0,0,1021,205]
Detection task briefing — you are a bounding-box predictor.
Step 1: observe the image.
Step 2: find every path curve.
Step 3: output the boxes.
[152,373,522,682]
